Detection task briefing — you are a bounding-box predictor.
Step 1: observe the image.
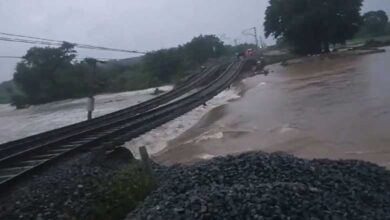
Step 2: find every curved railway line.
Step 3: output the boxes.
[0,64,222,158]
[0,59,243,191]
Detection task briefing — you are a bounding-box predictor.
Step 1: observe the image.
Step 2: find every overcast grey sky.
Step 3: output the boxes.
[0,0,389,82]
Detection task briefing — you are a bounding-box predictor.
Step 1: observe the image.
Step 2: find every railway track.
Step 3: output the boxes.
[0,63,225,159]
[0,60,243,191]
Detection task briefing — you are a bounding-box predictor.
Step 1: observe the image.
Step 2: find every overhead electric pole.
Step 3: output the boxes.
[242,27,259,48]
[259,35,267,48]
[253,27,259,48]
[85,58,106,120]
[233,39,238,46]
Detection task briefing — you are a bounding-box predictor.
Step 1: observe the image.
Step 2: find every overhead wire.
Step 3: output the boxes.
[0,55,122,62]
[0,32,147,54]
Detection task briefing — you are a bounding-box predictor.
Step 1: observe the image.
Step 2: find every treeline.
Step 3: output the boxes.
[7,35,252,108]
[264,0,390,54]
[357,10,390,38]
[265,0,364,54]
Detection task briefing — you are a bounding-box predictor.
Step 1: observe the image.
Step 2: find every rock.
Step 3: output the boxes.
[106,147,134,162]
[35,214,43,220]
[173,207,184,213]
[200,205,207,213]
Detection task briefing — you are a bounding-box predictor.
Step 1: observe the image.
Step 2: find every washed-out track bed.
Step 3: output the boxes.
[0,59,243,192]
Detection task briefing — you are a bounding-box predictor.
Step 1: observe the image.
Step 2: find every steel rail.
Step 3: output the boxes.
[0,60,243,192]
[0,64,223,158]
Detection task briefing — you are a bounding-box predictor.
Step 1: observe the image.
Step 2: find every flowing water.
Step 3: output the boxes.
[0,86,172,144]
[156,48,390,168]
[2,50,389,168]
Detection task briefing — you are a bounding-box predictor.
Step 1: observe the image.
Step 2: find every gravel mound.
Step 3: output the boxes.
[127,152,390,220]
[0,148,133,220]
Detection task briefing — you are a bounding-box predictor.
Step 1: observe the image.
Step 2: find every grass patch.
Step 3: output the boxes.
[85,163,155,220]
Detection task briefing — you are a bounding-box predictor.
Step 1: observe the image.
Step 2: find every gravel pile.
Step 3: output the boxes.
[0,148,134,220]
[127,152,390,220]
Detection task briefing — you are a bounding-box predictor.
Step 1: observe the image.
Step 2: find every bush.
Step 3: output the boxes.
[10,93,29,109]
[87,163,155,220]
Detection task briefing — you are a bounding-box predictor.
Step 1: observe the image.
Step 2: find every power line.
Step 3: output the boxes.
[0,32,65,44]
[0,37,60,47]
[0,55,122,61]
[0,32,147,54]
[0,36,146,54]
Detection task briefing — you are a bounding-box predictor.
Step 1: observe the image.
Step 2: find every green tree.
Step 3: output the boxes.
[143,48,182,84]
[264,0,363,54]
[12,42,77,106]
[9,35,229,108]
[142,35,226,84]
[360,10,389,37]
[183,35,225,64]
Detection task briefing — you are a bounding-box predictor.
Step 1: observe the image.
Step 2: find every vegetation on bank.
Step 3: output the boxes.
[264,0,364,54]
[84,163,155,220]
[264,0,390,55]
[4,35,253,108]
[358,10,390,38]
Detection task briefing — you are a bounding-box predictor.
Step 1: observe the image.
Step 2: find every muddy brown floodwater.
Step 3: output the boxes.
[156,48,390,168]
